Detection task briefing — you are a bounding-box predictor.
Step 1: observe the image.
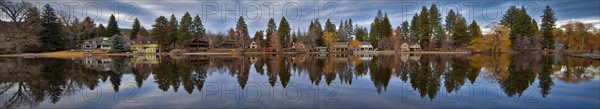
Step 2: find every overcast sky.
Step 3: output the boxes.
[6,0,600,35]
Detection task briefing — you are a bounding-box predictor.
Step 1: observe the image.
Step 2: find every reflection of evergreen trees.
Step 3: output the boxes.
[1,53,597,108]
[369,56,392,94]
[500,54,538,97]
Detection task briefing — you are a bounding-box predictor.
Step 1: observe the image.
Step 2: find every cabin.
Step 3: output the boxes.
[401,43,410,51]
[410,44,422,51]
[81,37,113,52]
[357,42,375,51]
[316,46,328,52]
[130,36,158,54]
[221,40,238,48]
[331,42,350,52]
[189,38,210,52]
[249,41,259,49]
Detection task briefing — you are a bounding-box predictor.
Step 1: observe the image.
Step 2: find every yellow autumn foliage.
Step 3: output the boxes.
[469,25,512,52]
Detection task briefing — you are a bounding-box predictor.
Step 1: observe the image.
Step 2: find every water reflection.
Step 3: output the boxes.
[0,54,598,108]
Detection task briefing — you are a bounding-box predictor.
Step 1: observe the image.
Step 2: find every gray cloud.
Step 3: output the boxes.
[7,0,598,36]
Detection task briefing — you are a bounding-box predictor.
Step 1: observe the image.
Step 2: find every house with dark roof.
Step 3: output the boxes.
[81,37,113,52]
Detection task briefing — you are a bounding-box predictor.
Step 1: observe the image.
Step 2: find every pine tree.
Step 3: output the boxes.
[112,35,126,52]
[445,10,457,35]
[167,14,178,47]
[254,30,265,47]
[313,19,324,46]
[532,19,540,34]
[401,21,410,42]
[151,16,169,52]
[106,14,120,37]
[429,3,443,48]
[468,20,483,42]
[40,4,64,51]
[236,16,250,49]
[79,17,96,40]
[418,6,431,49]
[130,18,140,39]
[278,16,291,48]
[452,14,468,46]
[177,12,193,48]
[97,24,107,37]
[541,5,557,49]
[324,19,336,33]
[266,18,277,47]
[410,13,420,44]
[348,19,353,32]
[192,15,206,39]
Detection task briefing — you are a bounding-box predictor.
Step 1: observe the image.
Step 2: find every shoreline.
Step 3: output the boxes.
[1,51,597,60]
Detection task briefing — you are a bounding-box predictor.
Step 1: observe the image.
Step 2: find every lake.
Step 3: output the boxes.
[0,54,598,108]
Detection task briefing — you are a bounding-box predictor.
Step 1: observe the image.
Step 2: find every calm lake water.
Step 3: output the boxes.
[0,54,599,108]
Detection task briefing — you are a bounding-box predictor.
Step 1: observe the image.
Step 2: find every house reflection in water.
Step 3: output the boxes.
[1,54,599,109]
[81,57,113,71]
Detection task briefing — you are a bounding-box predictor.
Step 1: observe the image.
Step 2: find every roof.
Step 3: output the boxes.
[360,42,372,45]
[83,37,113,45]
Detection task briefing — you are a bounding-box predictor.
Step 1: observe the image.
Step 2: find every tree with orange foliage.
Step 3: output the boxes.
[323,32,337,49]
[469,24,511,52]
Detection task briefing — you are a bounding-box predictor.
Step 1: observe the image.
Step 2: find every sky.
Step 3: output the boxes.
[3,0,600,35]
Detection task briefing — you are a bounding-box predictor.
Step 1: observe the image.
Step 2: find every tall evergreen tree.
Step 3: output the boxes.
[129,18,140,39]
[540,5,557,49]
[192,15,206,39]
[445,9,457,35]
[277,17,291,48]
[418,6,431,48]
[112,35,126,52]
[265,18,277,47]
[151,16,169,52]
[79,17,96,40]
[97,24,107,37]
[502,6,535,50]
[410,13,420,44]
[313,19,324,46]
[452,14,468,46]
[236,16,250,49]
[106,14,120,37]
[167,14,178,47]
[429,3,443,48]
[468,20,483,41]
[177,12,193,48]
[348,19,353,32]
[324,19,336,33]
[532,19,540,34]
[40,4,64,51]
[401,21,410,42]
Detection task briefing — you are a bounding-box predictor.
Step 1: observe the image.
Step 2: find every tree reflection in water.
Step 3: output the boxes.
[0,54,598,108]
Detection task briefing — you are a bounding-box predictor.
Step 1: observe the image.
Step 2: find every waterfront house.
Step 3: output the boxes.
[357,42,375,51]
[249,41,259,49]
[188,38,210,52]
[410,44,422,51]
[401,43,410,51]
[331,41,350,52]
[130,36,158,54]
[316,46,328,52]
[220,40,238,48]
[81,57,113,72]
[81,37,113,52]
